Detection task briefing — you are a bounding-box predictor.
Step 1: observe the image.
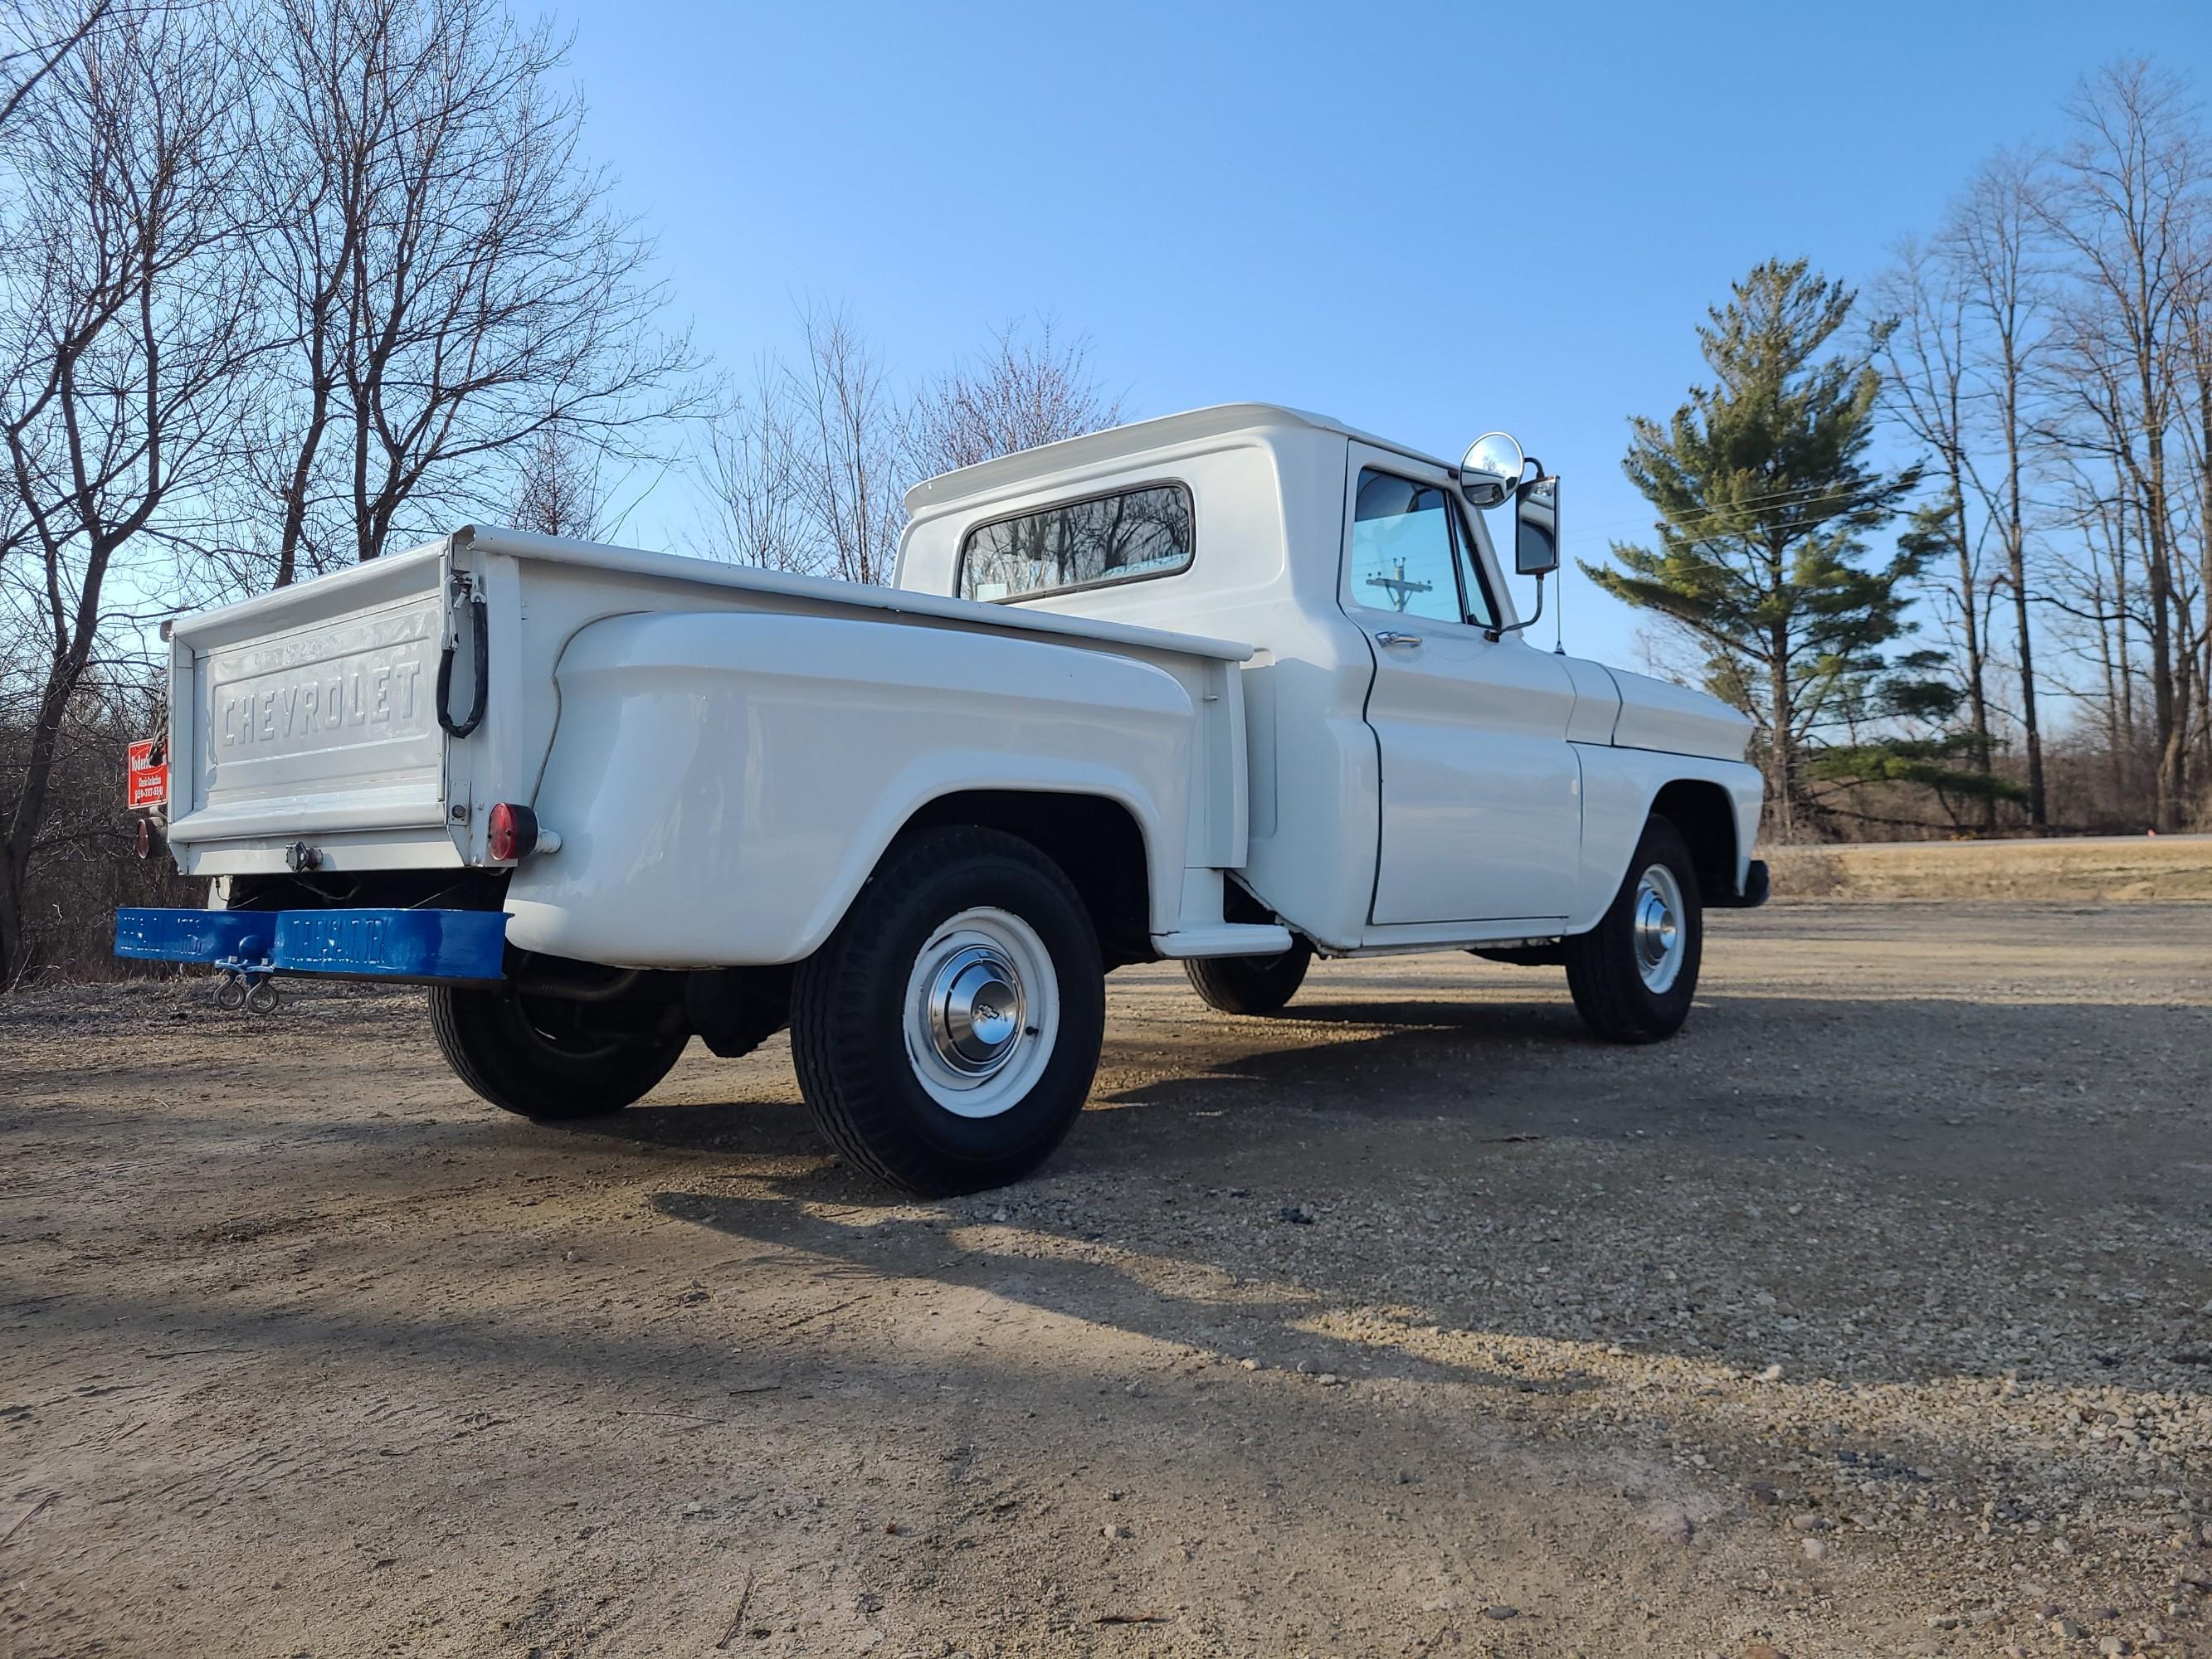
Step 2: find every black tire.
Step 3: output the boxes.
[1563,815,1703,1044]
[790,826,1105,1196]
[1184,940,1313,1014]
[428,983,688,1119]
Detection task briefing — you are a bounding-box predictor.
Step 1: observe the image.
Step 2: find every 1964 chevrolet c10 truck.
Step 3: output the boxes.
[118,404,1766,1194]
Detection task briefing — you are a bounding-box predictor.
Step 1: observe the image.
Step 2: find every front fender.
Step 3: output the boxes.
[1571,745,1764,932]
[503,611,1196,967]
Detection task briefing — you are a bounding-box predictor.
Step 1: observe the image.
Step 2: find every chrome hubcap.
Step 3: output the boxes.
[1632,864,1686,994]
[902,907,1060,1119]
[928,944,1025,1076]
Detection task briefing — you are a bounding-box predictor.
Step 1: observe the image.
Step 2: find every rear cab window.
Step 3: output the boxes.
[958,483,1194,602]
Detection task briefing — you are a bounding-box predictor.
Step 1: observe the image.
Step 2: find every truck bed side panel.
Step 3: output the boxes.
[503,611,1200,968]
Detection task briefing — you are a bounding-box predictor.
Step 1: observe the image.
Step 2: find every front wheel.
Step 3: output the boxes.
[1562,815,1703,1044]
[790,826,1106,1196]
[428,983,689,1118]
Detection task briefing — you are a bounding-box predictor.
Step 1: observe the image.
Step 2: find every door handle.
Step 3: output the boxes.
[1375,631,1423,648]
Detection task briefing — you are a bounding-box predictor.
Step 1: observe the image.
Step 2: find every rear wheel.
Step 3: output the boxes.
[428,982,688,1119]
[1562,815,1703,1044]
[1184,941,1312,1015]
[790,826,1104,1196]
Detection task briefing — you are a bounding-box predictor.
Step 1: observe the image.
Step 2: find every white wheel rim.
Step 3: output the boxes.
[1632,863,1686,994]
[902,907,1060,1118]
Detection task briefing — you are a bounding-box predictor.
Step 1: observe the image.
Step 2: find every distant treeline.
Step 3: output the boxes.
[1586,61,2212,844]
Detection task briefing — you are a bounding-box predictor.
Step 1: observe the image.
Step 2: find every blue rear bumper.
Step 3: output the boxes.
[115,907,508,983]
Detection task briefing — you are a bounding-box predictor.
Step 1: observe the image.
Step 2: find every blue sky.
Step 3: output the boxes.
[559,0,2210,672]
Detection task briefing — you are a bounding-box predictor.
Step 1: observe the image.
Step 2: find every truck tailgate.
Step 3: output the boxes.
[166,543,459,870]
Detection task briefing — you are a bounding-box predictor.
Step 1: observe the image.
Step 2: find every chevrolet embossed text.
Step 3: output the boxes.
[219,657,424,750]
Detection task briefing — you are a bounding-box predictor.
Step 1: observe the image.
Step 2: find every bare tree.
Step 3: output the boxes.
[2037,61,2210,830]
[686,308,907,584]
[240,0,699,588]
[0,0,118,133]
[692,358,815,572]
[694,310,1127,586]
[1950,150,2055,829]
[504,417,607,542]
[906,319,1121,479]
[0,0,260,976]
[789,303,902,586]
[1874,236,2000,827]
[693,302,902,584]
[2178,228,2212,791]
[2042,462,2143,804]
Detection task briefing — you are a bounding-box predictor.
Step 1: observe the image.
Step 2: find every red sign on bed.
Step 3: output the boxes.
[126,737,168,810]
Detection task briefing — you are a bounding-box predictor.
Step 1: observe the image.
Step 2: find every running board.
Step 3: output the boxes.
[1151,922,1295,960]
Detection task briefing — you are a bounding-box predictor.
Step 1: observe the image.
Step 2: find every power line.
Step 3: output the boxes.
[1575,481,1874,539]
[1578,483,1894,544]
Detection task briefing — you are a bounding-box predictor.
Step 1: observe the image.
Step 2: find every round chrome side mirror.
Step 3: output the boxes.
[1459,432,1526,508]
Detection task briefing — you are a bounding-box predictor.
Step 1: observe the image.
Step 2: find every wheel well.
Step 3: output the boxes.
[899,791,1152,968]
[1650,780,1737,901]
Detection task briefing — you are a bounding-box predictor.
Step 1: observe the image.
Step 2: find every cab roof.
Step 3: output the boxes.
[904,401,1454,513]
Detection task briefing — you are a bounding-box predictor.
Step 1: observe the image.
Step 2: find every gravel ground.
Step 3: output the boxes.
[2,901,2210,1659]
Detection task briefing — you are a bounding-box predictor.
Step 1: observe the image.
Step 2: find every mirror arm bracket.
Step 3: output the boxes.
[1483,572,1545,645]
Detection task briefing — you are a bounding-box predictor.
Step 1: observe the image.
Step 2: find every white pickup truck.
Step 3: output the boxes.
[119,403,1766,1194]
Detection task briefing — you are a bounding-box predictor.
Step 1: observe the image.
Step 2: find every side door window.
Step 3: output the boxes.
[1347,469,1466,623]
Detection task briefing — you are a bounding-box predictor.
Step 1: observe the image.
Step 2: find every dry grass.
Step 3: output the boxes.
[1767,832,2212,902]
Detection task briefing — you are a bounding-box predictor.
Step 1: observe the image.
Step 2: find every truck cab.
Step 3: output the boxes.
[894,404,1761,953]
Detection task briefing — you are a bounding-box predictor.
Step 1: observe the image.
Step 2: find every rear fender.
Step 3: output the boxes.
[503,611,1197,967]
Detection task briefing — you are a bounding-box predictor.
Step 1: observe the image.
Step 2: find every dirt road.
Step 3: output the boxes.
[4,902,2210,1659]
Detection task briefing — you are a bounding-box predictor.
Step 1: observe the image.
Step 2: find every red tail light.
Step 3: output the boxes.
[487,801,538,862]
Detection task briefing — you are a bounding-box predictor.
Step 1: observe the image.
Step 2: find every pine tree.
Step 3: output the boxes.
[1805,646,2027,829]
[1584,259,1922,838]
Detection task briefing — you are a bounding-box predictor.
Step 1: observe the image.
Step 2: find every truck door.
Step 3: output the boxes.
[1342,443,1582,926]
